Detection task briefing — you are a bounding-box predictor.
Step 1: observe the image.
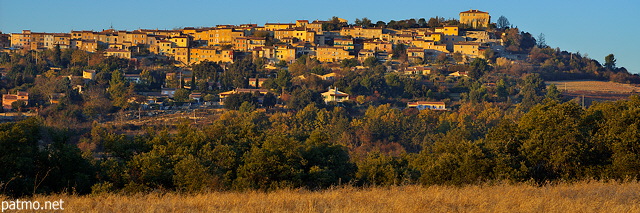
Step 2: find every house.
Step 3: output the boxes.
[363,40,392,53]
[189,92,202,102]
[190,47,234,63]
[407,101,446,110]
[406,47,425,63]
[218,88,269,105]
[105,48,131,59]
[273,44,297,63]
[161,88,177,98]
[340,26,383,39]
[453,42,482,58]
[404,66,433,75]
[2,91,29,111]
[49,93,66,104]
[358,49,375,60]
[233,36,266,52]
[315,46,354,63]
[169,36,190,48]
[204,28,244,46]
[449,71,468,77]
[124,74,141,84]
[333,38,354,50]
[82,70,96,80]
[248,78,268,88]
[0,32,9,48]
[265,23,295,31]
[319,73,338,81]
[321,87,349,103]
[423,33,443,42]
[434,26,459,36]
[460,9,491,28]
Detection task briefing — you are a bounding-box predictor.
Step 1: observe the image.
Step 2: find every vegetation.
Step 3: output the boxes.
[16,181,640,212]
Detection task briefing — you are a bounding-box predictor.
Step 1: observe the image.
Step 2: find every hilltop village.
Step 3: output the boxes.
[0,10,502,112]
[0,9,634,116]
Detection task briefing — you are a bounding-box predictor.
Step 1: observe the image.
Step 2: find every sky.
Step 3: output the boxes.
[1,0,638,73]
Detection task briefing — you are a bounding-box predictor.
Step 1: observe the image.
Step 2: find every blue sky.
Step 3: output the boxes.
[1,0,638,73]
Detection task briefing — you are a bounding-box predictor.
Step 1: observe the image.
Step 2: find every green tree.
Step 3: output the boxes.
[363,57,380,67]
[545,84,562,101]
[497,16,510,29]
[518,101,591,181]
[173,88,190,102]
[604,54,617,70]
[469,58,491,79]
[109,69,129,109]
[235,134,303,190]
[341,58,359,68]
[224,93,256,110]
[287,88,324,111]
[173,155,217,192]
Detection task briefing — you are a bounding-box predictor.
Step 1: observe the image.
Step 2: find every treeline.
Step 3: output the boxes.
[3,96,640,196]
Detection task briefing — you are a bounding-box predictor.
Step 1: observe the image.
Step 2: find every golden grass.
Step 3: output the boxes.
[546,80,640,93]
[8,181,640,213]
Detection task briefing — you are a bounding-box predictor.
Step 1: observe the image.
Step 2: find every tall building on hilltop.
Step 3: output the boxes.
[459,9,490,28]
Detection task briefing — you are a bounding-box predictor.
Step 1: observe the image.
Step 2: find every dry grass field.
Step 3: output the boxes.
[546,80,640,93]
[10,181,640,213]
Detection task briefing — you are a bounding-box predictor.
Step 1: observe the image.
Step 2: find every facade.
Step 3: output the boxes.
[105,48,132,59]
[340,27,383,39]
[407,101,446,110]
[460,9,491,28]
[321,88,349,103]
[190,47,234,63]
[363,40,392,52]
[248,78,268,88]
[218,88,269,105]
[453,42,482,58]
[265,23,295,31]
[315,46,353,62]
[333,38,354,50]
[2,91,29,111]
[82,70,96,80]
[434,26,459,36]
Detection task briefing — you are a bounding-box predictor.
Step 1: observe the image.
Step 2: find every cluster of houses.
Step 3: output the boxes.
[1,10,496,112]
[1,10,497,65]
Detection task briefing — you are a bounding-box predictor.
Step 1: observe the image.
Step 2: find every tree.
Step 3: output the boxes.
[173,88,190,102]
[605,54,617,70]
[224,93,256,110]
[392,43,407,61]
[109,69,129,109]
[497,16,510,29]
[363,57,380,67]
[341,58,359,68]
[11,100,26,111]
[469,58,491,79]
[418,18,427,28]
[287,88,324,111]
[355,17,372,27]
[262,92,277,109]
[545,84,561,101]
[536,33,548,48]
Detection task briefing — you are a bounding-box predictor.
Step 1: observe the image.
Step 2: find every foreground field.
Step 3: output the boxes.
[16,181,640,212]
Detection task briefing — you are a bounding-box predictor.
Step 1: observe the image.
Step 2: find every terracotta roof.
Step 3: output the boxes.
[460,9,489,14]
[408,101,445,105]
[105,48,129,52]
